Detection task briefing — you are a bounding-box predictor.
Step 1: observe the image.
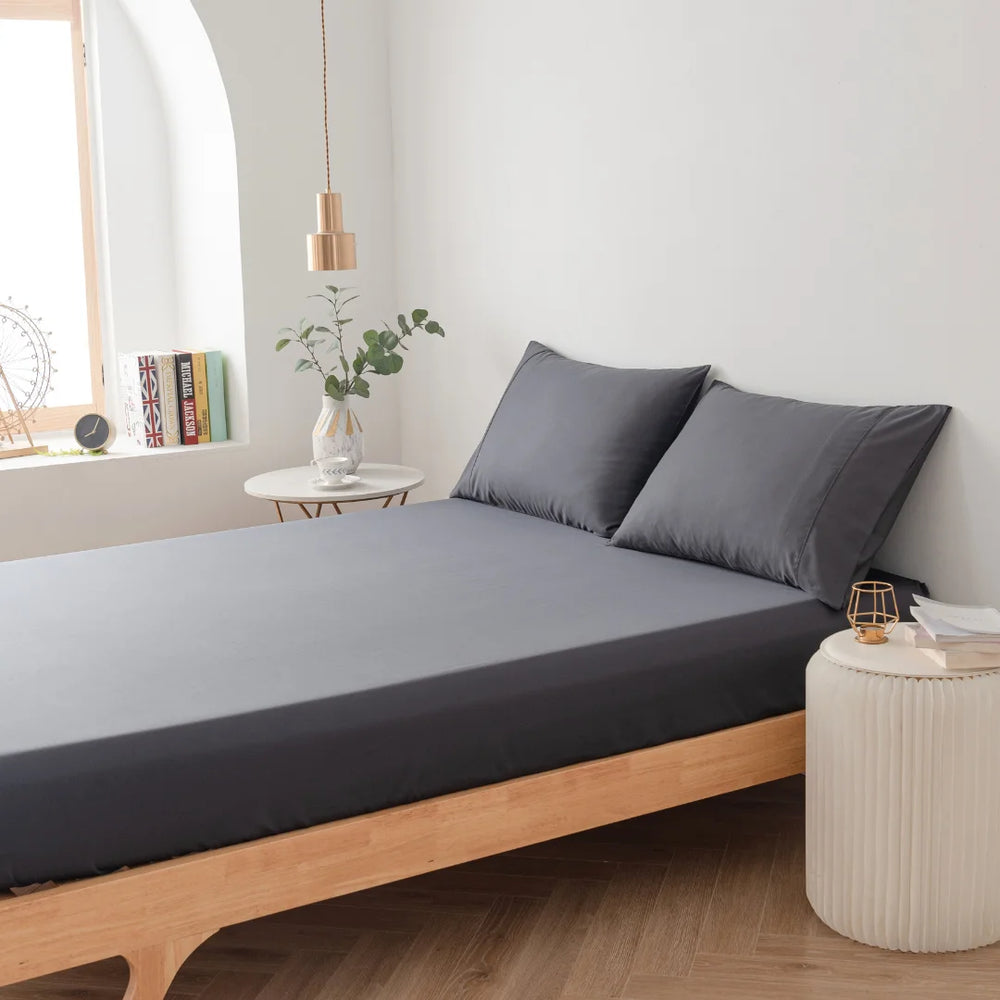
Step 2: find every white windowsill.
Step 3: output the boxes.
[0,432,246,471]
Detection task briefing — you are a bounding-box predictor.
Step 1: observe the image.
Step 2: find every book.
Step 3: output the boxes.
[918,646,1000,671]
[118,353,164,447]
[900,622,1000,654]
[912,595,1000,637]
[911,603,1000,644]
[191,352,211,444]
[174,353,198,445]
[118,353,143,446]
[204,350,228,442]
[154,352,181,446]
[136,354,164,447]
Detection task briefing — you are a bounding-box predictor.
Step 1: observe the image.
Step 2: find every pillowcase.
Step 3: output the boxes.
[611,381,950,607]
[452,342,710,536]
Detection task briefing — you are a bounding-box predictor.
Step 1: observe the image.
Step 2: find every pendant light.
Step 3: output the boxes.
[307,0,357,271]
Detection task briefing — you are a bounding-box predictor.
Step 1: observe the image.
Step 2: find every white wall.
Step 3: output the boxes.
[98,0,249,441]
[388,0,1000,605]
[7,0,999,607]
[88,0,178,362]
[1,0,399,561]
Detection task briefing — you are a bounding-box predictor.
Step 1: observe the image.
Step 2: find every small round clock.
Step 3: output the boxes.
[73,413,116,452]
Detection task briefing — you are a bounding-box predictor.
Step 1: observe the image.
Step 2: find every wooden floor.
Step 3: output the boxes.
[5,775,1000,1000]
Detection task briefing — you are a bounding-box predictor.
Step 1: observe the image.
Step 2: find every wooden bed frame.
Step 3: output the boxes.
[0,710,804,1000]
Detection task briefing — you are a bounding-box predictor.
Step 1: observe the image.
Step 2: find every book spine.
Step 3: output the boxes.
[191,352,210,444]
[117,354,144,446]
[154,353,181,446]
[175,353,198,445]
[136,354,164,447]
[204,350,228,442]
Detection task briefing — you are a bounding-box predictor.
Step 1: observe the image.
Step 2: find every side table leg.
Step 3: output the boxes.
[315,504,323,517]
[332,502,343,515]
[399,491,409,506]
[273,501,284,523]
[297,503,313,519]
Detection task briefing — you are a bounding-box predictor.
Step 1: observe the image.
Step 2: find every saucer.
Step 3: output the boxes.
[311,475,362,491]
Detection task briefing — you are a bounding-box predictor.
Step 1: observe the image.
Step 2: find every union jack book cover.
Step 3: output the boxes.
[117,353,164,448]
[135,354,164,447]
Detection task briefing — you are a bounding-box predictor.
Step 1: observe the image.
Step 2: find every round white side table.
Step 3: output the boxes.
[244,462,424,521]
[806,629,1000,952]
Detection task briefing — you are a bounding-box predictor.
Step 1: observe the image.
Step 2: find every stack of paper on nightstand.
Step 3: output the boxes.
[904,595,1000,669]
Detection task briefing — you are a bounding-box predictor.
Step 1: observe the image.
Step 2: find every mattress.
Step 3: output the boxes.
[0,499,924,888]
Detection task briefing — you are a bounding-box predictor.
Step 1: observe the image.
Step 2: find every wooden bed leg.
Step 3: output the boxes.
[122,930,215,1000]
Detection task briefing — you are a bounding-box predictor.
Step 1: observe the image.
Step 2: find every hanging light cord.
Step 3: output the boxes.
[320,0,331,192]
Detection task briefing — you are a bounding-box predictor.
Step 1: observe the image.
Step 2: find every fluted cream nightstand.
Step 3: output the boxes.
[806,628,1000,952]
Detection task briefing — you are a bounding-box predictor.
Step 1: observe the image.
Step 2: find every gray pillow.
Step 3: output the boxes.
[611,381,950,607]
[452,342,710,536]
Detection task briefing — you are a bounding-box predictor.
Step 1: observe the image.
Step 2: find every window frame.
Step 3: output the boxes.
[0,0,104,431]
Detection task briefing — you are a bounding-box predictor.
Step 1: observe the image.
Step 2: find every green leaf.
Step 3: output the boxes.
[412,308,429,325]
[325,285,339,294]
[275,338,291,351]
[304,339,324,348]
[340,295,360,308]
[388,352,404,373]
[294,358,313,372]
[324,376,344,399]
[300,325,315,340]
[425,320,441,335]
[353,353,366,375]
[383,332,399,350]
[314,325,332,334]
[363,328,380,347]
[352,379,370,398]
[366,344,386,364]
[397,313,411,334]
[340,355,350,373]
[354,376,370,392]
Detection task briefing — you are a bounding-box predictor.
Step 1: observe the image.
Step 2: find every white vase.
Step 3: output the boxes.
[312,394,363,476]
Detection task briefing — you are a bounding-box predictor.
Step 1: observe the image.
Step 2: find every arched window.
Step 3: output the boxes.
[0,0,247,447]
[0,0,104,432]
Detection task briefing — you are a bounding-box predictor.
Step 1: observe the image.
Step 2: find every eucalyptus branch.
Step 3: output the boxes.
[300,330,329,379]
[277,287,446,402]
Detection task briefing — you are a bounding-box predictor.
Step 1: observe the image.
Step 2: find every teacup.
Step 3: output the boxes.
[311,456,350,485]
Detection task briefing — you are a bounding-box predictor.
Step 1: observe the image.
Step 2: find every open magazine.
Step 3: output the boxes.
[910,595,1000,641]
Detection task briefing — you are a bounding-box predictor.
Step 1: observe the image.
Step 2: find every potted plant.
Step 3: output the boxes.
[277,286,445,477]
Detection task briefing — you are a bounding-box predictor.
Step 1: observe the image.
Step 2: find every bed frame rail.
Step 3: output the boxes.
[0,710,805,1000]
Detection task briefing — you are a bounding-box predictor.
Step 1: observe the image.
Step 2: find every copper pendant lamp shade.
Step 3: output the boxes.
[308,192,356,271]
[308,0,356,271]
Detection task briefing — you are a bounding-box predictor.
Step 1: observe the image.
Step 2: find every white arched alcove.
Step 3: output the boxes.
[2,0,399,562]
[86,0,248,441]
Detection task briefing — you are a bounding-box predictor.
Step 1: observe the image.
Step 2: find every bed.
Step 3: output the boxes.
[0,498,924,998]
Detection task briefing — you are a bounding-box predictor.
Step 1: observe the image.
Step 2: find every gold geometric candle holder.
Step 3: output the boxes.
[847,581,900,645]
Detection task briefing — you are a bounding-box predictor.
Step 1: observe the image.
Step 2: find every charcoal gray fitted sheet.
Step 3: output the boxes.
[0,499,924,887]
